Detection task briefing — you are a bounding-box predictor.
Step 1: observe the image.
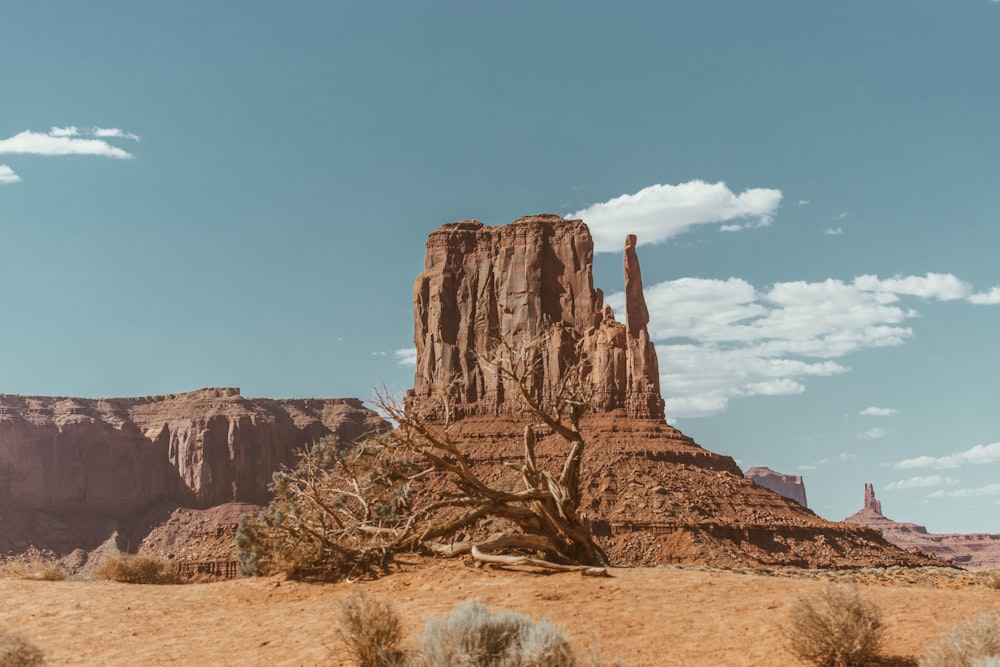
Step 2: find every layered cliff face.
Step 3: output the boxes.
[845,483,1000,569]
[745,467,809,508]
[408,215,941,569]
[0,387,388,517]
[411,215,664,420]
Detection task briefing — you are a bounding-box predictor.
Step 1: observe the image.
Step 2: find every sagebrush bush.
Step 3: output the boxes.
[338,592,407,667]
[919,613,1000,667]
[980,569,1000,590]
[93,554,179,585]
[783,585,883,667]
[0,625,45,667]
[0,560,64,581]
[419,600,577,667]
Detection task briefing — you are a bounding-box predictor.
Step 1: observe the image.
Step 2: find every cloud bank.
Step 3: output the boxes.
[569,180,782,253]
[606,272,1000,417]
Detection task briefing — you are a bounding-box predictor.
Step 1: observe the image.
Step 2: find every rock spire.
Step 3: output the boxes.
[409,215,664,420]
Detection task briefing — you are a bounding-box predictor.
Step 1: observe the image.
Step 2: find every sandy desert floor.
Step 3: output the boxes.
[2,559,999,666]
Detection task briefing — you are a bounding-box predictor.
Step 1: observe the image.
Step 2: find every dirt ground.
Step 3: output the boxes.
[2,559,999,666]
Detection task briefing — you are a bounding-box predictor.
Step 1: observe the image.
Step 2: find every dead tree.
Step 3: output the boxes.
[237,337,608,580]
[377,336,609,572]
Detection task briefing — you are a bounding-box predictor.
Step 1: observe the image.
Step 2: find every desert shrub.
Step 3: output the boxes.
[919,613,1000,667]
[93,554,179,585]
[980,569,1000,590]
[0,560,64,581]
[418,600,576,667]
[236,436,418,581]
[338,592,407,667]
[783,585,883,667]
[0,625,45,667]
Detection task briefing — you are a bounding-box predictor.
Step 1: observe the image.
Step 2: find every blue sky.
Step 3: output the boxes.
[2,1,999,533]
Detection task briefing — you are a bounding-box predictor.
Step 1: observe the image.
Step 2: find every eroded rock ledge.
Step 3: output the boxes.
[0,387,388,517]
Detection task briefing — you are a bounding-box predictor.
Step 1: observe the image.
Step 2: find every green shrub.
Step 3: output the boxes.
[783,585,883,667]
[419,600,576,667]
[93,554,179,585]
[0,560,65,581]
[0,625,45,666]
[338,592,407,667]
[920,613,1000,667]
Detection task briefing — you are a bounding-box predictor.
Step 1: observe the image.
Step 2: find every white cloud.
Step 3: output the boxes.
[569,180,782,253]
[92,127,140,141]
[854,273,971,301]
[395,347,417,366]
[860,406,896,417]
[0,128,136,159]
[885,475,957,490]
[858,427,887,440]
[824,227,843,236]
[834,211,849,220]
[968,287,1000,305]
[798,199,810,206]
[798,464,817,470]
[603,268,1000,418]
[0,165,20,184]
[929,483,1000,498]
[49,126,79,137]
[894,442,1000,470]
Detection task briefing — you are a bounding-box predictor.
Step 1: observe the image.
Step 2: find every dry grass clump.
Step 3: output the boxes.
[418,600,577,667]
[338,592,407,667]
[783,585,883,667]
[980,569,1000,590]
[0,625,45,666]
[93,554,179,585]
[0,560,65,581]
[919,613,1000,667]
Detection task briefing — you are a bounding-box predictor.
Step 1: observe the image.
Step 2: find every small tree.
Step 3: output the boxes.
[237,337,608,580]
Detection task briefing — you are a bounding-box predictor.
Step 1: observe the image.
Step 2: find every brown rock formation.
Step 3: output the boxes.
[845,483,1000,569]
[745,467,808,508]
[0,388,388,558]
[408,215,943,569]
[410,215,663,419]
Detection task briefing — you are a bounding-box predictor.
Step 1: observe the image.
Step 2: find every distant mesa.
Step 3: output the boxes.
[844,483,1000,570]
[744,467,808,508]
[0,387,389,565]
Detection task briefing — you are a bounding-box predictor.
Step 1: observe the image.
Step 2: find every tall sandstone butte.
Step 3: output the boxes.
[411,215,663,419]
[408,215,943,569]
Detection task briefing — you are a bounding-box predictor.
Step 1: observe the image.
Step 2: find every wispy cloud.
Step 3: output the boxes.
[834,211,849,220]
[568,180,782,253]
[860,406,896,417]
[92,127,140,141]
[929,483,1000,498]
[605,272,1000,417]
[49,126,79,137]
[893,442,1000,470]
[885,475,957,490]
[798,199,810,206]
[0,165,20,185]
[824,227,843,236]
[395,347,417,366]
[0,127,137,159]
[858,427,887,440]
